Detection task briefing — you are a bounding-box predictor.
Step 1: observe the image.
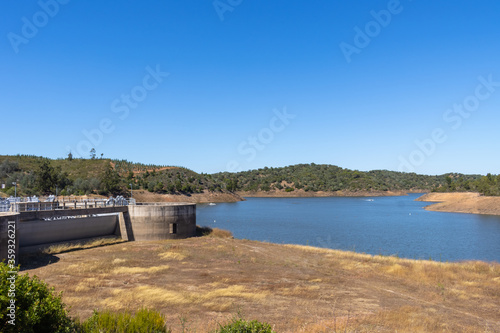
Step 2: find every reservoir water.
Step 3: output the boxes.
[197,194,500,263]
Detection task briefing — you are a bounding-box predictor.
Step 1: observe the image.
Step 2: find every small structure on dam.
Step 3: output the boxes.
[0,200,196,264]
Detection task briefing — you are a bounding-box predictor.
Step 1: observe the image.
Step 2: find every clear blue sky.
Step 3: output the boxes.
[1,1,499,175]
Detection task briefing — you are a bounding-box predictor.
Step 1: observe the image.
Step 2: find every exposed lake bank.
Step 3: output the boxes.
[237,189,423,198]
[131,189,423,204]
[23,233,500,332]
[151,190,500,217]
[417,192,500,216]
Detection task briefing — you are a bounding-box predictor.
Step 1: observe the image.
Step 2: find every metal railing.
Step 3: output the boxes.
[3,196,135,213]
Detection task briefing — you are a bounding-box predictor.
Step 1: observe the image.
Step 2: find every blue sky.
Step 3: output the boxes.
[1,1,499,175]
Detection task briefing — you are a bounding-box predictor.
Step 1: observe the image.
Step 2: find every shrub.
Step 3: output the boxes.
[80,308,169,333]
[0,263,75,333]
[213,316,275,333]
[196,226,233,239]
[196,225,213,237]
[4,187,17,197]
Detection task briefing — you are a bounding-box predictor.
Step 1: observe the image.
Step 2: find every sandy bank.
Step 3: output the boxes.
[417,192,500,216]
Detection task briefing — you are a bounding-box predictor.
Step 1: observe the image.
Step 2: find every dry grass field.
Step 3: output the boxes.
[21,231,500,332]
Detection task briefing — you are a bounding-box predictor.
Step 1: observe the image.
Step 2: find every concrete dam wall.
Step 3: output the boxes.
[0,203,196,264]
[18,215,120,248]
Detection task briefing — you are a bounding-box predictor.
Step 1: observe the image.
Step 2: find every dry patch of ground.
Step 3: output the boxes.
[132,166,179,175]
[417,192,500,216]
[41,236,126,254]
[22,233,500,332]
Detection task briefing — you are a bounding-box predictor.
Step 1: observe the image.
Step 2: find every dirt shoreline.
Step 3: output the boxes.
[23,234,500,332]
[417,192,500,216]
[237,189,423,198]
[132,189,425,203]
[128,190,500,216]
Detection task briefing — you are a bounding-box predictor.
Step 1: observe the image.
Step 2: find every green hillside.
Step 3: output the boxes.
[0,155,224,197]
[211,163,485,193]
[0,155,497,197]
[0,155,110,179]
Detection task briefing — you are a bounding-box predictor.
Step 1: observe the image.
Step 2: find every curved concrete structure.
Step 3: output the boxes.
[126,203,196,241]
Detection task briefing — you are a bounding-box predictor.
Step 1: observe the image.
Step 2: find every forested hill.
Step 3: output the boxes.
[0,155,206,197]
[212,163,486,193]
[0,155,497,197]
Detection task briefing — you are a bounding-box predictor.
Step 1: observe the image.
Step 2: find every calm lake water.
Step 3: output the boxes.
[197,194,500,263]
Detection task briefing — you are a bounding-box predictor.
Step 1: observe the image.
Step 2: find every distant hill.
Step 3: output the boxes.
[0,155,111,179]
[0,155,497,198]
[211,163,485,194]
[0,155,230,197]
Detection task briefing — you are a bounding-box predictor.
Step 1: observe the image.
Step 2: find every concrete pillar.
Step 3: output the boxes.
[117,211,134,241]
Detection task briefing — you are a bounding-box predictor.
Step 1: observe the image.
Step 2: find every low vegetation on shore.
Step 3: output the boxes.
[19,230,500,332]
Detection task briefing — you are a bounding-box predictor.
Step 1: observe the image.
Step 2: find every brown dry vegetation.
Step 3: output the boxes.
[40,236,126,254]
[22,233,500,333]
[132,190,244,203]
[418,192,500,216]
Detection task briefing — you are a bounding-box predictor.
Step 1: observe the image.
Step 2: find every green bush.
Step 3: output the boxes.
[80,308,169,333]
[4,187,15,197]
[0,263,75,333]
[213,316,275,333]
